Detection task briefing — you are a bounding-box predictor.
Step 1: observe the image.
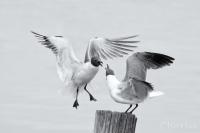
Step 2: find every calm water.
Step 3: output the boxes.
[0,0,200,133]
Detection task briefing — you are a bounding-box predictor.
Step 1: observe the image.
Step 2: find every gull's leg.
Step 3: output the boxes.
[73,87,79,109]
[84,84,97,101]
[125,104,132,113]
[129,104,138,114]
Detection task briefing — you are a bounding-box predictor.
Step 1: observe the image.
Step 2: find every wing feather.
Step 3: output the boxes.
[105,47,124,57]
[31,31,59,54]
[103,48,118,58]
[99,50,108,60]
[109,35,139,41]
[106,45,129,55]
[106,40,138,48]
[31,31,81,82]
[119,78,153,101]
[112,40,140,44]
[101,48,113,59]
[123,52,175,81]
[84,35,139,62]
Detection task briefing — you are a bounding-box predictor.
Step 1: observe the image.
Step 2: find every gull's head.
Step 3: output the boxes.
[91,57,103,67]
[105,64,115,76]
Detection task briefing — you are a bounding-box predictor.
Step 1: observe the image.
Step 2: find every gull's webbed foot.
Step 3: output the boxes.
[89,94,97,101]
[73,100,79,109]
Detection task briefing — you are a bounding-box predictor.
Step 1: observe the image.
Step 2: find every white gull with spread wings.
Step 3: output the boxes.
[105,52,174,113]
[31,31,139,108]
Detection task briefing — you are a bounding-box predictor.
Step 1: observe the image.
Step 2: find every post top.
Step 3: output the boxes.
[96,110,137,117]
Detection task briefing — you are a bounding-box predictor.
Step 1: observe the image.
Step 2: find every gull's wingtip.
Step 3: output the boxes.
[131,34,139,38]
[30,30,37,34]
[134,41,140,43]
[30,30,44,37]
[123,35,139,38]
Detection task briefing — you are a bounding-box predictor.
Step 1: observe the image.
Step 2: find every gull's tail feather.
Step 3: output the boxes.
[149,91,164,98]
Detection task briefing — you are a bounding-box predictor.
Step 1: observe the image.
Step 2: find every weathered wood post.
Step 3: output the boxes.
[94,110,137,133]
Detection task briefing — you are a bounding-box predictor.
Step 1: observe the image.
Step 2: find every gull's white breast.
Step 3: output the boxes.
[73,62,99,85]
[106,75,123,101]
[106,75,145,104]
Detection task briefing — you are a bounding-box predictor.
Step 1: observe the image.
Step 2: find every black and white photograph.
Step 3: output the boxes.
[0,0,199,133]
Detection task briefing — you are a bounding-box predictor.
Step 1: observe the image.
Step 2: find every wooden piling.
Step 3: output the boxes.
[94,110,137,133]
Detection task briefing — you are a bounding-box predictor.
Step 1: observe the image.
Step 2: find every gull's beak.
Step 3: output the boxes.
[105,64,109,70]
[99,61,103,67]
[106,64,109,69]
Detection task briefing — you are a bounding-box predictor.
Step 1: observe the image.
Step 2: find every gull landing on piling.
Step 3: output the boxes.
[31,31,139,108]
[105,52,175,113]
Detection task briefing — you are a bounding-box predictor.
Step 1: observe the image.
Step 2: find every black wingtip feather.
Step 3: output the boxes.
[144,52,175,68]
[31,31,58,55]
[31,31,44,37]
[110,35,139,41]
[112,40,140,44]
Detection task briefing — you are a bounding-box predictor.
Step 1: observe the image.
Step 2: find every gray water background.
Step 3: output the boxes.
[0,0,200,132]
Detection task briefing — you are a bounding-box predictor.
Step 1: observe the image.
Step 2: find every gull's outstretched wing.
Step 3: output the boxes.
[123,52,175,81]
[31,31,81,82]
[84,35,139,62]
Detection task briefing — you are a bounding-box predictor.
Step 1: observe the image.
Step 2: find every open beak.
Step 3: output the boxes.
[99,61,103,67]
[105,64,109,70]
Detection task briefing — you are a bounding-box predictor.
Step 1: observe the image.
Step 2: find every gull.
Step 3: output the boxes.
[31,31,139,108]
[105,52,174,113]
